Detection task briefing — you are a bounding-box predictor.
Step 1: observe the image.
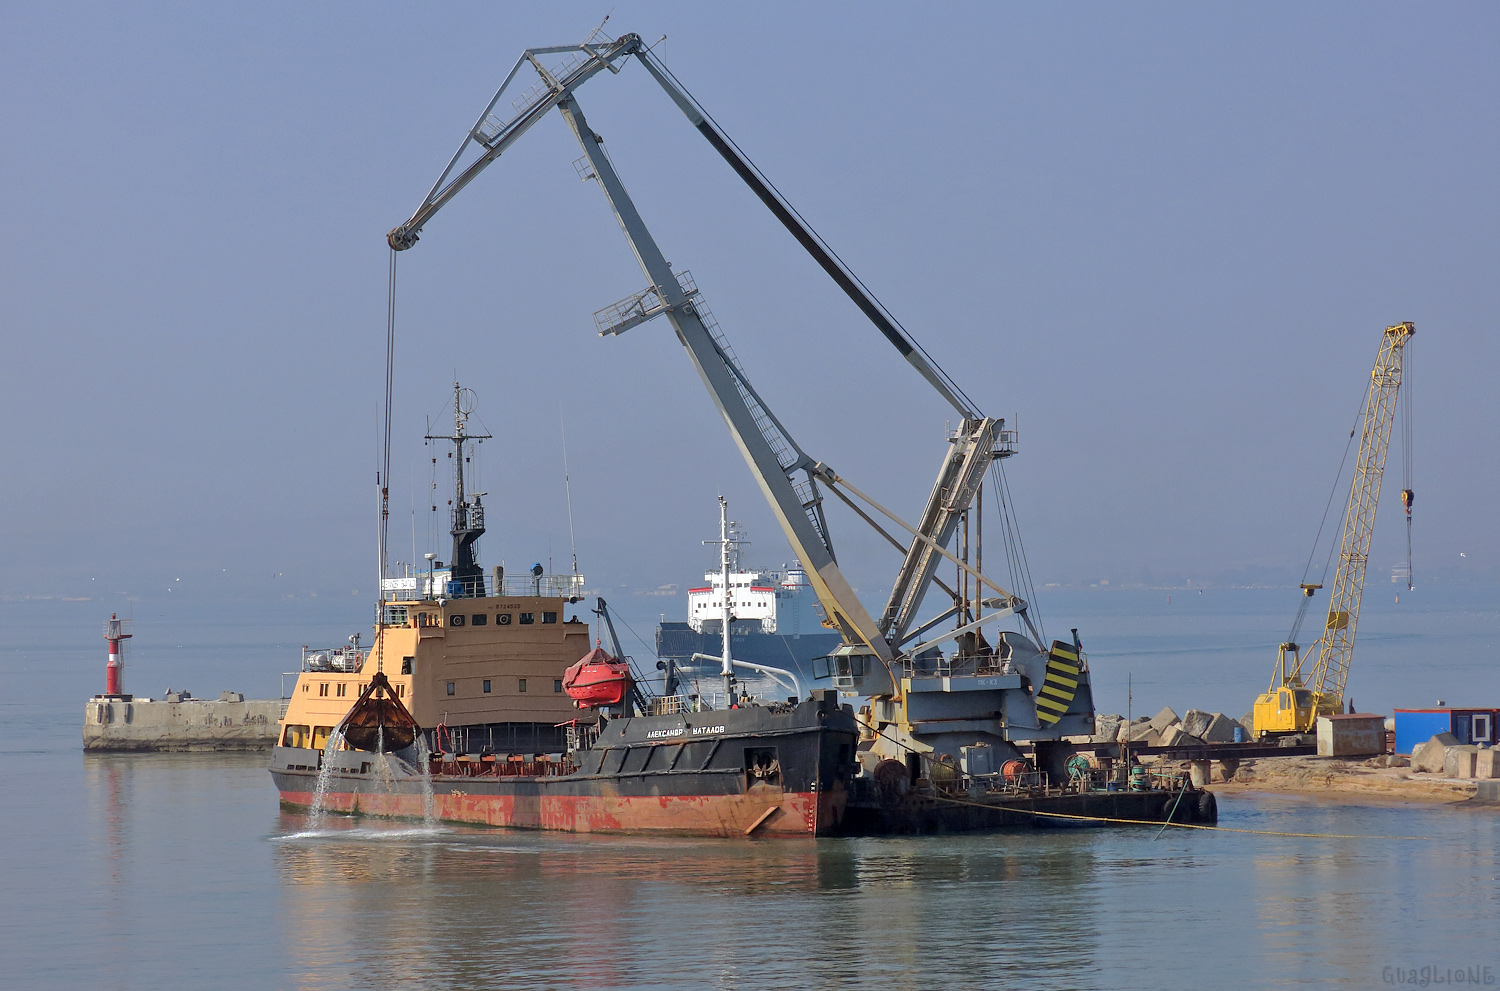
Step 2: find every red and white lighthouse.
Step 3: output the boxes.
[104,614,132,697]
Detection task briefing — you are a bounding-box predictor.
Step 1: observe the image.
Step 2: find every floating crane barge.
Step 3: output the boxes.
[271,26,1214,835]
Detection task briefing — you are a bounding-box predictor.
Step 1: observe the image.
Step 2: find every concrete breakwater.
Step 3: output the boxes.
[83,692,282,751]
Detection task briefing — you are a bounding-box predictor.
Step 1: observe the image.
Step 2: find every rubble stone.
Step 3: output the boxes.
[1444,745,1480,779]
[1180,709,1213,738]
[1092,713,1124,744]
[1147,707,1180,733]
[1411,733,1459,773]
[1203,713,1240,743]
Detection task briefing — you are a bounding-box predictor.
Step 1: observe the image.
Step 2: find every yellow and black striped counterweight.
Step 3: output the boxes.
[1035,641,1082,727]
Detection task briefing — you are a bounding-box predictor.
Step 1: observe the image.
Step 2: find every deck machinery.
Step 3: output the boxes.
[387,27,1096,777]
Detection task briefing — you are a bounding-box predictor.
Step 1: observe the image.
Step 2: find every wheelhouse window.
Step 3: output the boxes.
[336,683,347,698]
[311,726,332,750]
[282,724,310,748]
[318,683,329,698]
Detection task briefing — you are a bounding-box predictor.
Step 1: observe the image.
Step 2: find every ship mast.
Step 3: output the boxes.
[705,496,746,703]
[426,382,492,596]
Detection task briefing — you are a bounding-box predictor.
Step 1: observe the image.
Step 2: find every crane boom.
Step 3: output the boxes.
[1305,321,1414,710]
[385,28,1101,763]
[558,94,892,663]
[1253,321,1413,737]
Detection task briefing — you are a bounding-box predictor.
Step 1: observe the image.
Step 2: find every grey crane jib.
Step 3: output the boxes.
[387,31,1029,665]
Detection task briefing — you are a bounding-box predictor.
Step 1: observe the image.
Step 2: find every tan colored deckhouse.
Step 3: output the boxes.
[279,589,593,756]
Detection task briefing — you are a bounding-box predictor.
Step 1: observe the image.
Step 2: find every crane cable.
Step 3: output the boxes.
[1287,398,1363,645]
[640,50,980,419]
[1401,340,1414,591]
[376,247,399,673]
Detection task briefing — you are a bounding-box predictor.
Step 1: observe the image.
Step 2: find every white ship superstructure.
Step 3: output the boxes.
[686,558,824,638]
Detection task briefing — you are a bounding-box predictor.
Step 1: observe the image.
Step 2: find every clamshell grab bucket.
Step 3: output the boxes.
[338,671,420,752]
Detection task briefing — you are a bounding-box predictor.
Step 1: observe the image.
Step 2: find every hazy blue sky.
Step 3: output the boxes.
[3,3,1496,613]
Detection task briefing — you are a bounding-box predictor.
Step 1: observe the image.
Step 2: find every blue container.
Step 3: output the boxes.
[1233,725,1246,743]
[445,580,465,598]
[1394,710,1453,755]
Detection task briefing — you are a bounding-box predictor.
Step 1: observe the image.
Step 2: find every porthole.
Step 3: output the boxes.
[450,614,465,627]
[497,613,512,626]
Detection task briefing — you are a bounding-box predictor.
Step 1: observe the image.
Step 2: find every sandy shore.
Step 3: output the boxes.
[1160,756,1483,805]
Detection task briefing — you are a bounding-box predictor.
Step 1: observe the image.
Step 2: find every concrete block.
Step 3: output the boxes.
[1445,745,1480,779]
[1181,709,1213,738]
[1189,760,1212,788]
[1477,749,1500,780]
[1147,707,1180,733]
[1124,722,1160,745]
[1412,733,1459,773]
[1202,713,1239,744]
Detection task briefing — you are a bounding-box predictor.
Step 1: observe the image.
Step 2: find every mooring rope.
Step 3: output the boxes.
[930,793,1426,840]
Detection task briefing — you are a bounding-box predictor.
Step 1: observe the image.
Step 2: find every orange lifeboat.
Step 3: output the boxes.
[562,645,632,708]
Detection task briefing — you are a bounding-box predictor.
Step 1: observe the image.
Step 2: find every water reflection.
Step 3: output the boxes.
[270,813,1121,991]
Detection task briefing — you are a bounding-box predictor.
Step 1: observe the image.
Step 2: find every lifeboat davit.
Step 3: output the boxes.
[563,645,632,708]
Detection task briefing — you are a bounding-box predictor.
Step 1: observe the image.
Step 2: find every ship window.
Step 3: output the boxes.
[518,679,528,693]
[311,726,332,750]
[401,656,413,675]
[336,683,347,698]
[519,613,534,625]
[446,682,455,696]
[318,683,329,697]
[471,614,488,626]
[450,614,465,627]
[397,685,405,698]
[483,679,491,694]
[497,613,512,626]
[1474,714,1493,743]
[302,684,309,693]
[282,724,309,748]
[553,679,563,693]
[542,612,557,624]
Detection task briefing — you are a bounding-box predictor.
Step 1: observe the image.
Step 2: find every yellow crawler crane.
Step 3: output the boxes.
[1253,322,1414,738]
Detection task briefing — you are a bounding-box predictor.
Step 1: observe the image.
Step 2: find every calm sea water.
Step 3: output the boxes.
[2,585,1497,990]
